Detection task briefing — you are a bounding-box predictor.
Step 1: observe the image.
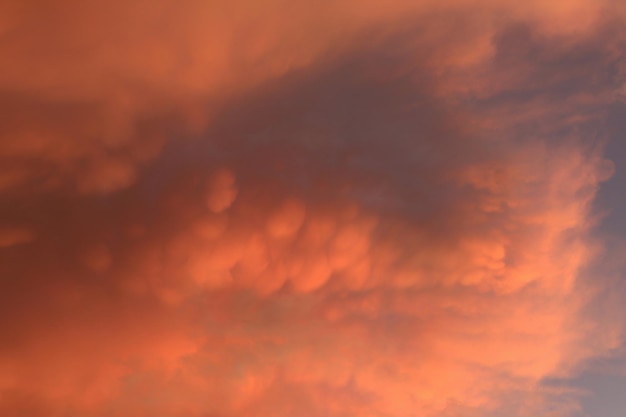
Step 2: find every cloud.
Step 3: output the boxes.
[0,226,34,248]
[0,1,625,417]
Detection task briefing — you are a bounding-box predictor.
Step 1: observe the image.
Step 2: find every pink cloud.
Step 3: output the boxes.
[0,1,625,417]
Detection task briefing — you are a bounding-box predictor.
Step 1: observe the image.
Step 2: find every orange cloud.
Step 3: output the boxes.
[0,1,624,417]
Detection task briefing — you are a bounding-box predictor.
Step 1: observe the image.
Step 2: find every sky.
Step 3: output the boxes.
[1,1,626,416]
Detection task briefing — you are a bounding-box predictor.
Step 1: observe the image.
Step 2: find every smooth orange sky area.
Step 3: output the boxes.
[1,0,625,416]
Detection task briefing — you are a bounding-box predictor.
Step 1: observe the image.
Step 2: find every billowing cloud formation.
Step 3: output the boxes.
[0,1,625,416]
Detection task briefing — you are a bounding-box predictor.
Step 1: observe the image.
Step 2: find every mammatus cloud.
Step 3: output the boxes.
[0,1,625,416]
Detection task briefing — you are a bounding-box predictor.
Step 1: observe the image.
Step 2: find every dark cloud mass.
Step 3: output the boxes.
[0,1,625,416]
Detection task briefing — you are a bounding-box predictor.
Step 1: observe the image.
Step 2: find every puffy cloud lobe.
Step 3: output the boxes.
[0,1,625,417]
[0,226,34,248]
[205,169,238,213]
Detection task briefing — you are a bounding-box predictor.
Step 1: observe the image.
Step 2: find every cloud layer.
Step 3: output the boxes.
[0,1,625,416]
